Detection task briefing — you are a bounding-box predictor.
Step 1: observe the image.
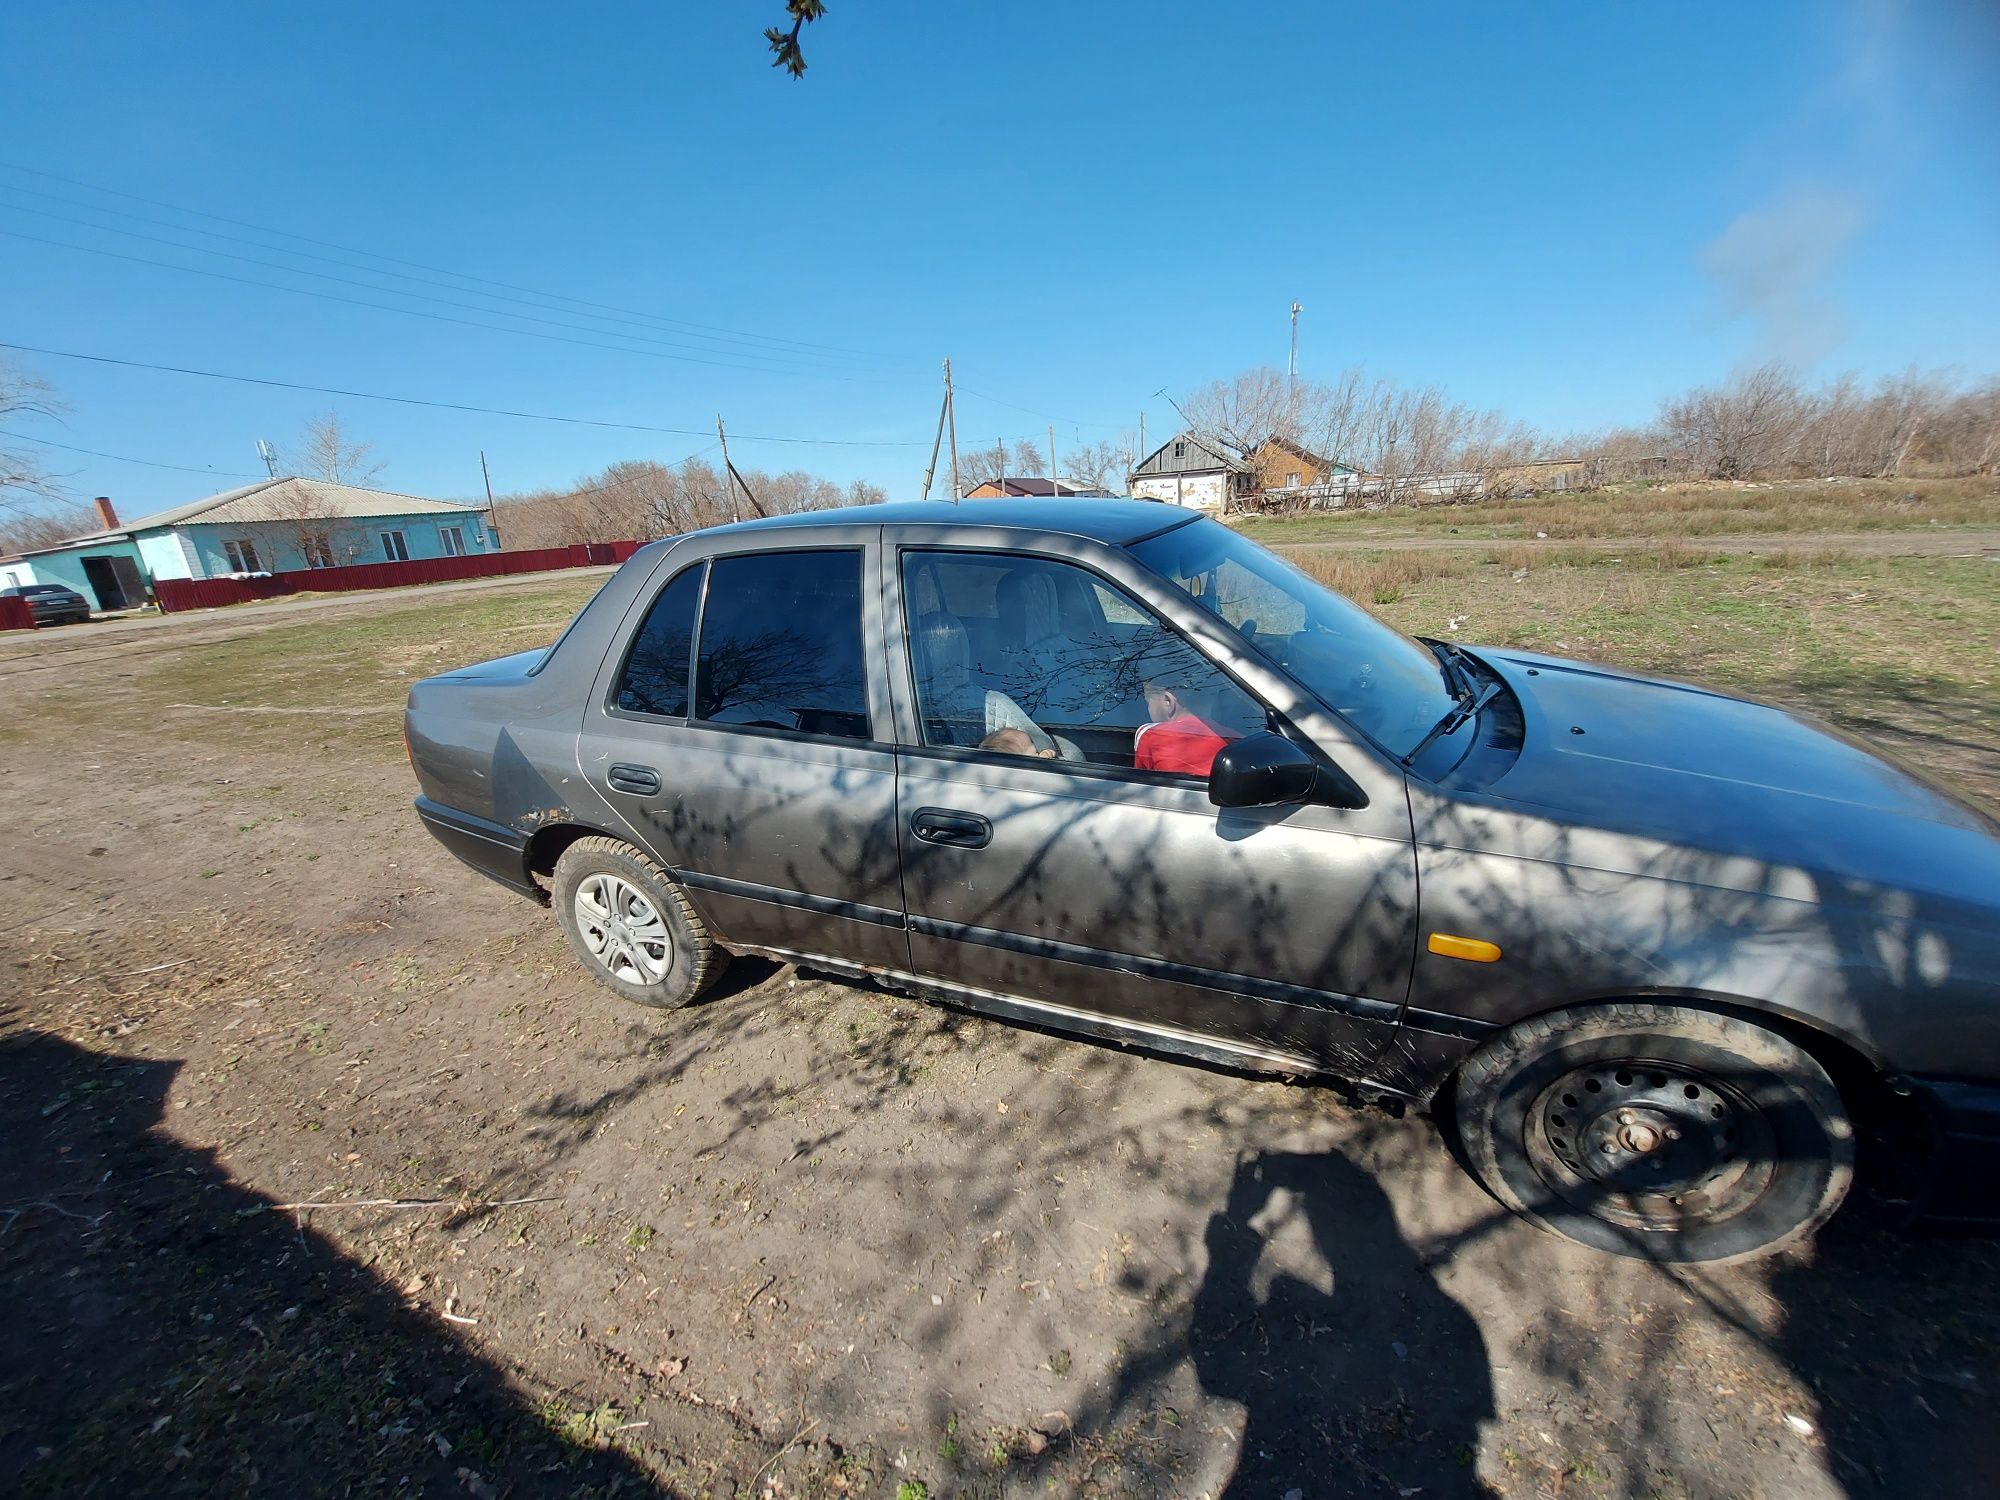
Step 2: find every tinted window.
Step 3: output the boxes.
[695,550,870,740]
[616,562,705,716]
[902,551,1264,775]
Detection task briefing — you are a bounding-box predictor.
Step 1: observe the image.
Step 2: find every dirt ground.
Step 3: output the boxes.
[3,571,1998,1500]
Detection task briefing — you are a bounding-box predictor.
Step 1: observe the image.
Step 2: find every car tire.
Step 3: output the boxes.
[551,836,726,1010]
[1455,1003,1853,1263]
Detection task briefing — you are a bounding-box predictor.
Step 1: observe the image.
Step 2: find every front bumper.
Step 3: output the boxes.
[1879,1076,2000,1231]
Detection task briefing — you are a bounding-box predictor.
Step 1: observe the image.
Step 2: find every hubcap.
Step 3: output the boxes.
[1525,1062,1774,1230]
[574,874,673,985]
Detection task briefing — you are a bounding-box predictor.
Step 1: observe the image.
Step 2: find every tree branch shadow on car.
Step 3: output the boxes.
[481,739,1999,1494]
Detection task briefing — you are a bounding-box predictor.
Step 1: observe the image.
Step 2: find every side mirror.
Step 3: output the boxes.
[1204,731,1347,808]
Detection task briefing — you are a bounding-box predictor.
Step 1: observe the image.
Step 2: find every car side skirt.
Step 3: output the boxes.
[725,939,1358,1083]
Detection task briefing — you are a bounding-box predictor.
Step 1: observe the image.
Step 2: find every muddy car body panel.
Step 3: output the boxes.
[406,500,2000,1231]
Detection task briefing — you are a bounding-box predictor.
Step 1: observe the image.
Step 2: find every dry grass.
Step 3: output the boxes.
[1286,539,1729,606]
[1238,476,2000,546]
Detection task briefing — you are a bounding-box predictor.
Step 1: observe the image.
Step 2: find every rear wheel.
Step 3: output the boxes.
[1455,1003,1854,1263]
[551,837,725,1009]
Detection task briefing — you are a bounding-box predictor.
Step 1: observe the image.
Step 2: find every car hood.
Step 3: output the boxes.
[1453,647,2000,904]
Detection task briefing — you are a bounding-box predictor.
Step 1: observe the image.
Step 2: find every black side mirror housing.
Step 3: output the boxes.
[1207,731,1367,809]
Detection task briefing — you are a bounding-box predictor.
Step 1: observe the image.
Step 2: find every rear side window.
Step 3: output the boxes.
[616,562,705,716]
[694,550,870,740]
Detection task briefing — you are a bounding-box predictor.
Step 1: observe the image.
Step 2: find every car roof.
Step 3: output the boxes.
[700,497,1198,546]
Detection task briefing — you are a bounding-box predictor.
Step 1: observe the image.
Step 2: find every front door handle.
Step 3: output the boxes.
[606,763,662,796]
[910,807,992,849]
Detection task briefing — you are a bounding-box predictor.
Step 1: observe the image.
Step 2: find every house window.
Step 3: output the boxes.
[1173,440,1186,459]
[302,532,335,568]
[440,525,468,558]
[1286,471,1301,488]
[223,539,262,572]
[381,530,410,562]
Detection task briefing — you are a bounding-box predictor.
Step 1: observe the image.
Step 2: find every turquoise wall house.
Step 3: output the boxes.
[3,478,498,610]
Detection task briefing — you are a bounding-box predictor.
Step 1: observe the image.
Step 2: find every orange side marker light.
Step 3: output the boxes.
[1428,933,1502,963]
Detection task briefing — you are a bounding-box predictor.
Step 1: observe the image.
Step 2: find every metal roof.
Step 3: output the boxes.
[703,497,1195,545]
[25,478,484,554]
[1130,431,1247,477]
[964,476,1116,498]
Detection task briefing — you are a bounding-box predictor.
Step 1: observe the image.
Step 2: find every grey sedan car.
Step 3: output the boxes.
[406,500,2000,1262]
[1,582,92,625]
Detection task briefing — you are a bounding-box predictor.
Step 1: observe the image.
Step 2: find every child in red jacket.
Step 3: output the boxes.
[1135,679,1232,776]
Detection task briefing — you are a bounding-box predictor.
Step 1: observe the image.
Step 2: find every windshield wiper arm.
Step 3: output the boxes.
[1404,672,1501,766]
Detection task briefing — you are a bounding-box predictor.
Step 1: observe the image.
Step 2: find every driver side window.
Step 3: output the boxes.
[901,551,1264,775]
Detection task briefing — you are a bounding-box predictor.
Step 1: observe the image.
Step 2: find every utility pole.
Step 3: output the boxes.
[479,450,498,550]
[716,415,740,523]
[1288,300,1302,381]
[1048,424,1057,496]
[256,439,278,479]
[943,358,960,503]
[1138,411,1145,486]
[921,387,948,500]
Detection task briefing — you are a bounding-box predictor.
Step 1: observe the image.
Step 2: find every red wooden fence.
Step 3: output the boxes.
[0,595,34,631]
[153,540,644,615]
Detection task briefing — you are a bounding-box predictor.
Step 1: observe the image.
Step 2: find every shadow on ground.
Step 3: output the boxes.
[1083,1146,1497,1497]
[0,1024,663,1498]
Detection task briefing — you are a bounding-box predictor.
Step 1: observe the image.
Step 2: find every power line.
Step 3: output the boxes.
[952,381,1127,431]
[0,339,932,447]
[0,161,893,363]
[0,166,1125,433]
[0,195,898,378]
[0,427,262,479]
[2,228,924,387]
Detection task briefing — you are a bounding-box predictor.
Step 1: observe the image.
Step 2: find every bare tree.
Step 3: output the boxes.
[1179,367,1298,458]
[1657,365,1805,479]
[1063,439,1128,492]
[492,454,881,546]
[287,411,386,486]
[1010,439,1047,478]
[261,480,371,568]
[958,441,1011,493]
[1,365,66,520]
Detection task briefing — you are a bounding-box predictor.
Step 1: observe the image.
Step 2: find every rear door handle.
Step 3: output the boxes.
[910,807,992,849]
[606,763,662,796]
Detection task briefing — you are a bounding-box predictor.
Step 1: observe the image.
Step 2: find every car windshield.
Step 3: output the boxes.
[1129,518,1457,759]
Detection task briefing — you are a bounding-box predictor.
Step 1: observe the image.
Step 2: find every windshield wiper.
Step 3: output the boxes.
[1428,638,1479,700]
[1405,645,1499,765]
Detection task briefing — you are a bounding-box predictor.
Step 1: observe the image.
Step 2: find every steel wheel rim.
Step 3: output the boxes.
[573,873,673,985]
[1524,1060,1776,1231]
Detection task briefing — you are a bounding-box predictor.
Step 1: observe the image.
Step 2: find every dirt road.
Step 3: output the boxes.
[2,579,1996,1499]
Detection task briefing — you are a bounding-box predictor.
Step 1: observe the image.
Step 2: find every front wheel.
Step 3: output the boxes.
[1454,1003,1854,1263]
[551,836,725,1009]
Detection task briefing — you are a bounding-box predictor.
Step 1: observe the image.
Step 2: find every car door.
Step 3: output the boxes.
[578,533,908,972]
[883,535,1419,1077]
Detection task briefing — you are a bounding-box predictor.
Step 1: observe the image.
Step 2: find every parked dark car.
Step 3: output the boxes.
[1,582,92,625]
[405,499,2000,1262]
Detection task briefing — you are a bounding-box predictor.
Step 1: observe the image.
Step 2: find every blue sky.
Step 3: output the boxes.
[2,0,1996,515]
